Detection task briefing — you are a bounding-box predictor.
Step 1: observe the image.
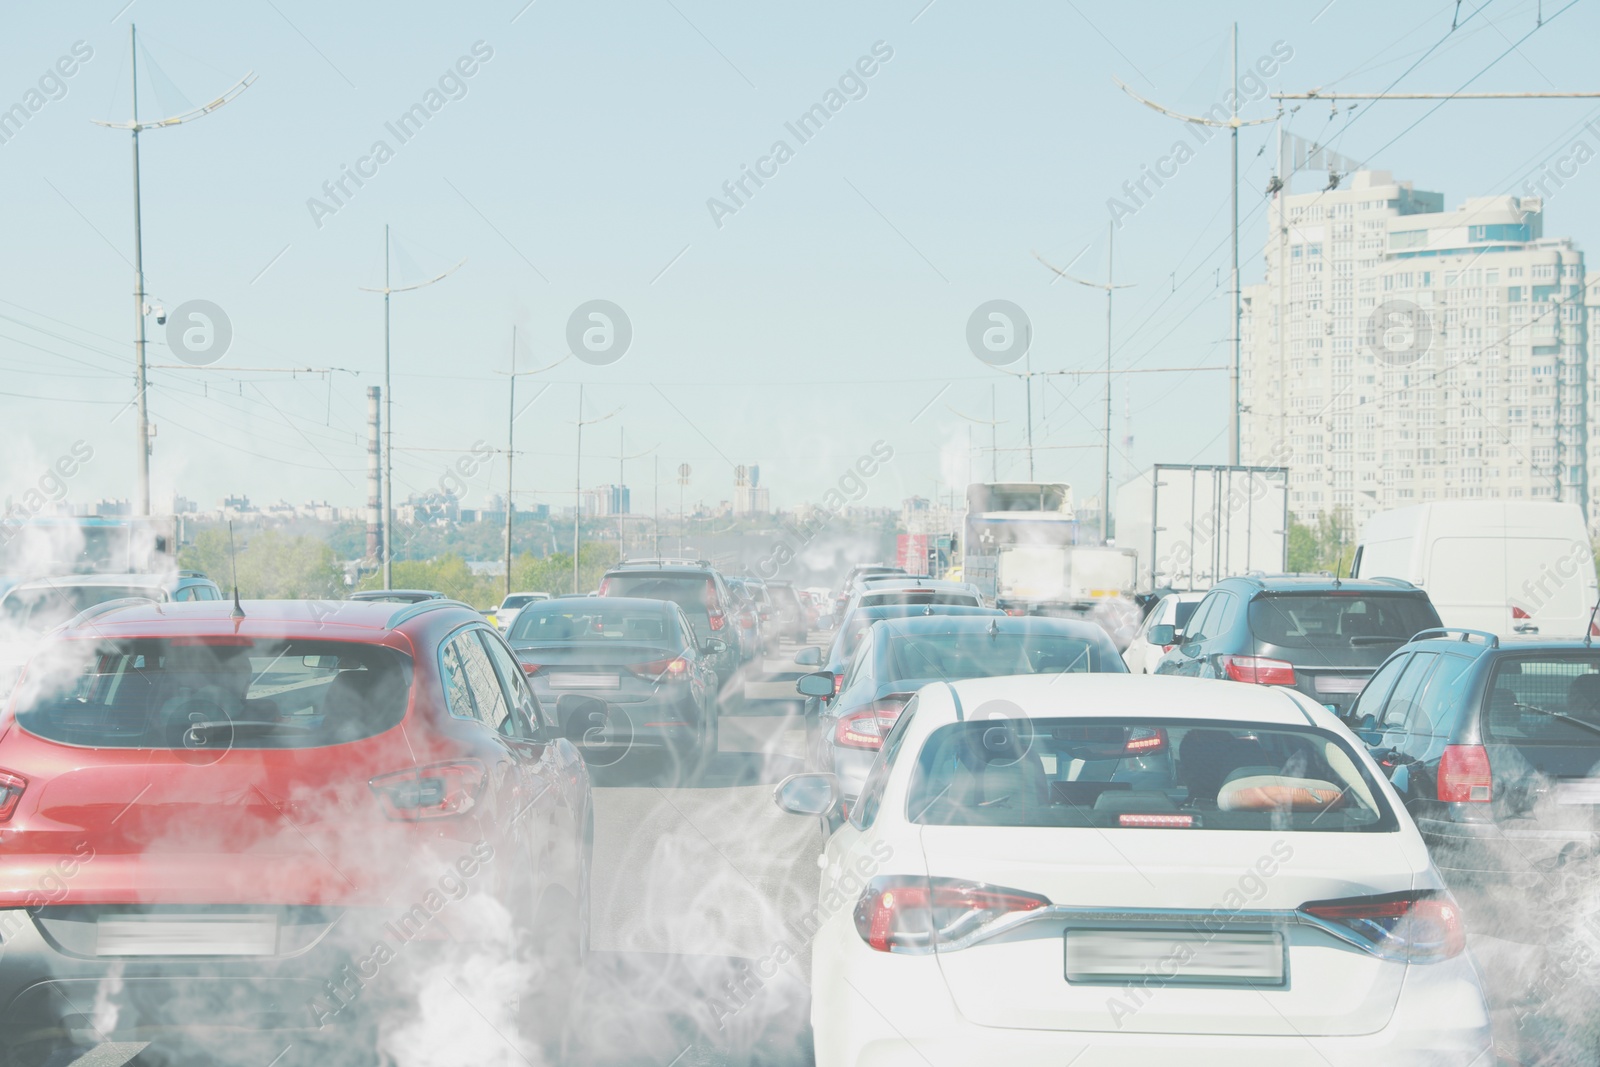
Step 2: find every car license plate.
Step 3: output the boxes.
[96,914,278,957]
[1064,929,1284,986]
[1314,675,1367,694]
[548,672,620,690]
[1557,779,1600,805]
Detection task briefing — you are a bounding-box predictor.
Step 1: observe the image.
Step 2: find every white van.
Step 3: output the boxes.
[1351,501,1597,638]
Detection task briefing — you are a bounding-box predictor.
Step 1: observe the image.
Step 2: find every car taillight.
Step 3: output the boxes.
[1004,608,1026,617]
[598,578,611,595]
[854,876,1050,953]
[1510,604,1529,619]
[520,661,542,675]
[0,770,27,821]
[1220,654,1297,686]
[1438,744,1492,803]
[629,656,689,680]
[368,761,486,821]
[834,699,909,750]
[1122,727,1168,755]
[833,673,843,697]
[1301,890,1465,962]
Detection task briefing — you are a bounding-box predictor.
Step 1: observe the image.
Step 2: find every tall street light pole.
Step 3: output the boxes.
[93,25,253,516]
[1038,226,1136,542]
[1114,22,1277,465]
[504,326,516,599]
[359,229,463,589]
[570,386,620,593]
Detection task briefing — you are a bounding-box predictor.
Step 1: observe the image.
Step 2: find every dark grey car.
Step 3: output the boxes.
[1153,575,1442,719]
[598,563,740,705]
[796,614,1126,802]
[1352,630,1600,898]
[506,597,724,780]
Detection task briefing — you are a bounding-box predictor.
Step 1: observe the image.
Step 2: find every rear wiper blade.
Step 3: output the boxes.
[185,720,316,738]
[1349,635,1405,646]
[1514,703,1600,739]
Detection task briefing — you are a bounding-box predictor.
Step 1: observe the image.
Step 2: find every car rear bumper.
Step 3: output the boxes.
[815,950,1490,1067]
[1418,815,1600,881]
[0,906,444,1048]
[547,689,705,753]
[821,740,875,801]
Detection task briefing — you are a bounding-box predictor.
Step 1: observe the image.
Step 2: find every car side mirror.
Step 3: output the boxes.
[793,646,822,666]
[702,638,728,655]
[796,671,836,698]
[773,772,840,817]
[1147,624,1176,646]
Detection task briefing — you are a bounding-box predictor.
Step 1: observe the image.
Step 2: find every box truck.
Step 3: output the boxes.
[1115,464,1289,595]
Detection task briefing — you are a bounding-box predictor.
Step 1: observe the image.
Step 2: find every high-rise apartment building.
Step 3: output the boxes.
[1241,169,1591,530]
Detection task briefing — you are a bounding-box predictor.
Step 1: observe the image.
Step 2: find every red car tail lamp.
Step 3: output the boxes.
[1437,744,1492,803]
[1122,727,1168,756]
[703,580,727,632]
[368,761,486,821]
[854,876,1050,952]
[1300,890,1465,962]
[519,662,542,675]
[629,656,689,681]
[1220,654,1297,686]
[834,697,911,750]
[0,770,27,821]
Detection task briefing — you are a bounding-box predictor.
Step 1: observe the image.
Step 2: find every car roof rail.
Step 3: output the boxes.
[177,570,209,579]
[386,599,478,629]
[62,596,161,630]
[1410,627,1499,648]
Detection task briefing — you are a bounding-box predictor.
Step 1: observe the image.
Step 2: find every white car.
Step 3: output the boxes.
[492,590,549,631]
[1122,591,1207,673]
[776,674,1491,1066]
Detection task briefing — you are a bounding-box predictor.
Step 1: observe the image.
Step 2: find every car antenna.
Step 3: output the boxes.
[228,521,246,620]
[987,616,1000,638]
[1585,596,1600,649]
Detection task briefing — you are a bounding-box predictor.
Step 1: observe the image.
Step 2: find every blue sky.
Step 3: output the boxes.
[3,0,1598,517]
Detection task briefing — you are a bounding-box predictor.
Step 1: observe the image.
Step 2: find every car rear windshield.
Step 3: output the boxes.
[1247,593,1439,650]
[15,639,411,749]
[510,605,677,645]
[886,632,1121,682]
[1485,654,1600,747]
[501,595,539,609]
[861,592,980,608]
[602,574,713,616]
[1,586,159,632]
[907,717,1395,832]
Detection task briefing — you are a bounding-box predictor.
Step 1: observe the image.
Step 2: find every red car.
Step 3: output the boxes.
[0,597,593,1062]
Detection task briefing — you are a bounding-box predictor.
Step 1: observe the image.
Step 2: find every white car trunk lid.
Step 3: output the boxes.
[919,825,1415,1037]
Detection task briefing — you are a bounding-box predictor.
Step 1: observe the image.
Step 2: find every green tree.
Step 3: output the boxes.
[179,529,343,599]
[1285,509,1357,576]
